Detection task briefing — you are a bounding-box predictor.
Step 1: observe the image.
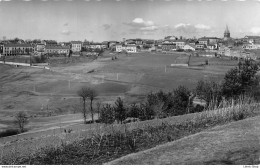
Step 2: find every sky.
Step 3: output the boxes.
[0,0,260,42]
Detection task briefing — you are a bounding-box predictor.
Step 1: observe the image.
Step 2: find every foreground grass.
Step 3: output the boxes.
[1,100,260,165]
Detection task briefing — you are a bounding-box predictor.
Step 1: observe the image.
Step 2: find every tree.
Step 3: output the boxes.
[114,97,127,124]
[14,111,29,133]
[99,104,115,124]
[196,80,222,108]
[96,101,101,119]
[222,59,259,99]
[87,88,98,123]
[77,87,89,124]
[171,86,191,116]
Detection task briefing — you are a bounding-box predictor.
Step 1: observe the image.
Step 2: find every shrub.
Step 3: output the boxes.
[114,97,127,124]
[0,129,19,138]
[222,59,259,99]
[170,86,191,116]
[14,111,29,133]
[196,80,222,108]
[99,104,115,124]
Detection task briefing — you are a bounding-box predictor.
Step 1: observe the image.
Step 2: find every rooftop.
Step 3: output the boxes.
[4,43,32,47]
[45,45,70,49]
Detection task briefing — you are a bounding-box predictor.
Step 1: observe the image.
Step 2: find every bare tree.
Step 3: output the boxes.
[77,87,89,124]
[14,111,29,133]
[96,101,101,119]
[77,87,98,124]
[87,88,98,123]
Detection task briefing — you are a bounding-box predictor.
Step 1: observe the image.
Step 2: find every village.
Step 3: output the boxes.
[1,25,260,61]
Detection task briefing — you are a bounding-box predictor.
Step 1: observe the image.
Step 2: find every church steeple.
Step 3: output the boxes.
[224,25,230,40]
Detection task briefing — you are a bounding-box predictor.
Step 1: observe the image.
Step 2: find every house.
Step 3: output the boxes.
[242,42,260,50]
[45,45,70,56]
[244,36,260,44]
[218,46,231,56]
[101,41,109,49]
[89,43,102,49]
[71,41,82,52]
[173,39,186,49]
[108,41,118,49]
[207,43,218,50]
[115,44,137,53]
[115,44,123,52]
[2,43,34,56]
[126,45,137,53]
[183,44,196,51]
[198,38,209,46]
[195,44,206,50]
[161,43,176,51]
[36,44,45,52]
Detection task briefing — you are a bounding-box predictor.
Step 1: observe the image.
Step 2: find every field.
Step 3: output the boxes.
[0,51,238,132]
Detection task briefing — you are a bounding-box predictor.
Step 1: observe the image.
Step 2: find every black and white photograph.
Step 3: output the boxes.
[0,0,260,166]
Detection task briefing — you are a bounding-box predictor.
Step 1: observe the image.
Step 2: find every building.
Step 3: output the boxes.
[36,44,45,52]
[173,39,186,49]
[242,43,260,50]
[89,43,102,49]
[41,40,58,46]
[2,43,34,56]
[161,43,176,51]
[195,44,206,50]
[224,25,231,41]
[244,36,260,44]
[45,45,70,56]
[71,41,82,52]
[198,38,209,46]
[115,44,137,53]
[183,44,196,51]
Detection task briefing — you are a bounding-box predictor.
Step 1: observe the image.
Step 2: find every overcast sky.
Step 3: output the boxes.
[0,0,260,42]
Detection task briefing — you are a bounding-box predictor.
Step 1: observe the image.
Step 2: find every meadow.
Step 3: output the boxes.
[0,51,237,132]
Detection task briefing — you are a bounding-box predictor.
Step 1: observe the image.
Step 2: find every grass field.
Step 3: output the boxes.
[0,51,238,132]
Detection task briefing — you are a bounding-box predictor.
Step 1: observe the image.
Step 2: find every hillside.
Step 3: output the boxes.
[106,115,260,165]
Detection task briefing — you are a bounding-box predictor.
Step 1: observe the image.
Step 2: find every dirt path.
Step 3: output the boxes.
[106,116,260,165]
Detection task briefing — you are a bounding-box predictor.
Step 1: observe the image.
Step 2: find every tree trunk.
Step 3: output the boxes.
[90,99,94,123]
[83,99,87,124]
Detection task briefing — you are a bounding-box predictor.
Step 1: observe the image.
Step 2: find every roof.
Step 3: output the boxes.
[162,43,176,45]
[71,41,82,44]
[4,43,32,47]
[45,45,70,49]
[90,43,102,45]
[244,36,260,39]
[198,38,209,41]
[186,44,196,48]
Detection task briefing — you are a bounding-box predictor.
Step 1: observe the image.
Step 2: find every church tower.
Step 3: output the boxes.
[224,25,230,40]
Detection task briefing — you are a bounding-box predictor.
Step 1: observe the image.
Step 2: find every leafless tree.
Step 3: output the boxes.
[14,111,29,133]
[96,101,101,119]
[77,87,98,124]
[77,87,89,124]
[87,88,98,123]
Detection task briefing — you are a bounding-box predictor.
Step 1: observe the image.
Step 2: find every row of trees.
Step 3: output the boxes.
[77,59,259,125]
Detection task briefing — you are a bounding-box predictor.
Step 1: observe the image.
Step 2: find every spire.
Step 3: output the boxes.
[225,25,230,34]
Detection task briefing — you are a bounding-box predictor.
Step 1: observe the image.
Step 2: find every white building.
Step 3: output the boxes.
[71,41,82,52]
[115,44,136,53]
[183,44,196,51]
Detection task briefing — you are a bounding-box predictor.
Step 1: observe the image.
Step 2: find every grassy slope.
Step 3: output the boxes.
[106,115,260,165]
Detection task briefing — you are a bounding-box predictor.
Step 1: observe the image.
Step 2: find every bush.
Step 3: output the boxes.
[0,129,19,138]
[114,97,127,124]
[99,104,115,124]
[222,59,259,99]
[170,86,191,116]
